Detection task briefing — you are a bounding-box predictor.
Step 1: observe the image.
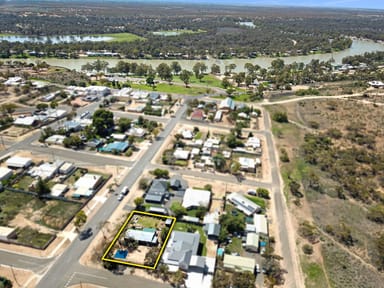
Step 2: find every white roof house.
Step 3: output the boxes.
[245,232,259,252]
[45,135,66,145]
[223,254,255,273]
[127,127,146,138]
[239,157,256,172]
[0,167,13,181]
[182,188,211,209]
[59,162,75,175]
[51,184,68,197]
[28,160,64,180]
[0,226,17,242]
[214,110,223,122]
[74,173,102,190]
[4,77,23,86]
[14,116,37,126]
[253,214,268,236]
[227,192,261,216]
[181,129,193,140]
[6,156,32,169]
[245,137,261,149]
[116,87,133,97]
[111,133,127,141]
[85,86,110,97]
[173,149,190,160]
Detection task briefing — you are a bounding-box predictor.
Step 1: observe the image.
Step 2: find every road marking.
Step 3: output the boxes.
[17,260,36,265]
[75,272,108,279]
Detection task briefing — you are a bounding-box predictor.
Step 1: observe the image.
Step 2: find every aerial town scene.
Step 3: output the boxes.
[0,0,384,288]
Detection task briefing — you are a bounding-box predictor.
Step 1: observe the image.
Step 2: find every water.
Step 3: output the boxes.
[20,39,384,72]
[0,35,113,44]
[152,31,182,36]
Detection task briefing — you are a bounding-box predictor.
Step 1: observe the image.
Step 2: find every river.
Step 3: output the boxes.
[20,39,384,72]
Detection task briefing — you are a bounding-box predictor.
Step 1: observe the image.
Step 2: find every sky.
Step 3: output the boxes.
[104,0,384,10]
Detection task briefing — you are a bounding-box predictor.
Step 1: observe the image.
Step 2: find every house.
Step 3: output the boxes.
[0,167,12,181]
[127,127,146,138]
[237,112,249,119]
[254,214,268,237]
[51,183,69,197]
[86,139,103,148]
[6,156,32,169]
[14,116,37,127]
[181,215,201,224]
[145,179,168,203]
[85,86,111,97]
[245,232,259,252]
[148,207,168,215]
[219,97,236,111]
[162,231,201,271]
[28,160,64,180]
[182,188,211,210]
[73,173,103,197]
[203,210,220,225]
[99,141,129,153]
[223,254,255,273]
[245,137,261,149]
[149,92,160,102]
[368,81,384,88]
[45,135,66,145]
[181,130,194,140]
[4,77,23,86]
[170,176,188,192]
[239,157,256,173]
[204,223,221,239]
[191,109,205,121]
[62,121,82,132]
[227,192,261,216]
[125,228,158,245]
[59,162,75,175]
[173,149,190,160]
[115,87,132,98]
[214,110,223,122]
[111,133,127,141]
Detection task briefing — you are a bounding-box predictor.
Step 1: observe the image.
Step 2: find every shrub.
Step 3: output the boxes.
[302,244,314,255]
[272,111,288,123]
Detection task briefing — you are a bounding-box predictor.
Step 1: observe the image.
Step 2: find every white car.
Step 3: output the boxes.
[256,264,261,273]
[117,194,124,201]
[121,186,129,195]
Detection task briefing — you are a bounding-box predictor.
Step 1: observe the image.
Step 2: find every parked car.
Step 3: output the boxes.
[121,186,129,195]
[79,228,93,240]
[256,264,261,274]
[247,189,257,196]
[117,194,124,201]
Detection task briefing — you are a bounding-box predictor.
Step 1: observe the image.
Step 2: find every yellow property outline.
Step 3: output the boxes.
[101,210,176,270]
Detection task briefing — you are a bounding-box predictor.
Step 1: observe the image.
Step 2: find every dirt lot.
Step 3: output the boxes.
[0,265,37,288]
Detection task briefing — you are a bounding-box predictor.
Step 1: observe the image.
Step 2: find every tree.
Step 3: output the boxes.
[151,168,169,179]
[195,206,208,219]
[0,276,12,288]
[125,237,139,252]
[232,271,255,288]
[139,178,149,190]
[179,69,193,87]
[144,247,160,266]
[212,270,230,288]
[213,153,227,172]
[376,233,384,270]
[219,213,245,234]
[134,197,144,208]
[35,177,50,197]
[93,59,109,72]
[257,188,270,199]
[92,109,114,137]
[170,270,186,288]
[171,61,182,75]
[170,202,187,218]
[211,63,221,74]
[0,103,16,116]
[302,244,314,255]
[118,117,131,133]
[230,161,241,175]
[36,103,49,111]
[156,63,173,83]
[63,135,82,148]
[74,210,87,229]
[233,72,245,87]
[221,77,231,89]
[160,227,170,242]
[272,111,288,123]
[50,100,58,109]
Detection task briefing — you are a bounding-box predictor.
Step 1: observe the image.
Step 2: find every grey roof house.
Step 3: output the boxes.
[125,229,158,245]
[204,223,221,239]
[162,231,204,271]
[145,179,169,203]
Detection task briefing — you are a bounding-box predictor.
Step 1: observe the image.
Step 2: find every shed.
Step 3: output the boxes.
[223,254,255,273]
[0,167,13,181]
[204,223,221,239]
[182,188,211,209]
[59,162,75,175]
[148,206,168,215]
[6,156,32,169]
[51,184,69,197]
[253,214,268,236]
[245,232,259,252]
[0,226,17,242]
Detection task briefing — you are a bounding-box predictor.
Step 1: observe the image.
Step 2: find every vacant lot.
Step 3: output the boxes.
[268,98,384,288]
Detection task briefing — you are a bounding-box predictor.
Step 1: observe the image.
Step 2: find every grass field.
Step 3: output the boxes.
[301,257,328,288]
[92,33,145,42]
[0,190,36,226]
[15,227,54,249]
[39,200,82,230]
[136,215,162,229]
[130,83,207,95]
[226,237,244,255]
[172,74,222,88]
[245,195,266,210]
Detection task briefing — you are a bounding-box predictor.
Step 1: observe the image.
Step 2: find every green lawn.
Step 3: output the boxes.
[15,227,54,249]
[14,175,35,191]
[226,237,244,255]
[136,215,162,229]
[245,195,266,210]
[92,33,145,42]
[131,83,207,95]
[173,222,207,256]
[172,74,222,88]
[301,257,328,288]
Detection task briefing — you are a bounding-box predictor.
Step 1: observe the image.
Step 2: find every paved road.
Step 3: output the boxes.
[0,250,53,273]
[36,102,188,288]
